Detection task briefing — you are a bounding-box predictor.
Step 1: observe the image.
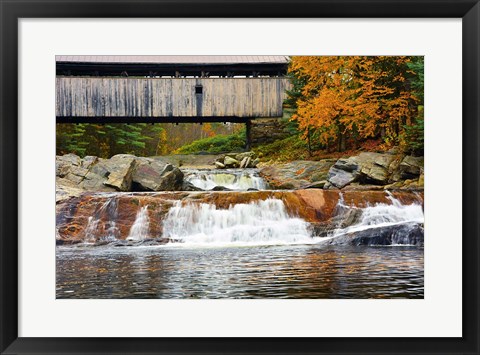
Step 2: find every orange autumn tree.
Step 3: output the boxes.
[201,122,217,138]
[288,56,418,152]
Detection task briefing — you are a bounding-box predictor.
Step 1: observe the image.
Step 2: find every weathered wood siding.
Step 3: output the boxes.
[56,77,289,118]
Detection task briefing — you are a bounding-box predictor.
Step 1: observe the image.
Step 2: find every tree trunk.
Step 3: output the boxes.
[307,127,312,157]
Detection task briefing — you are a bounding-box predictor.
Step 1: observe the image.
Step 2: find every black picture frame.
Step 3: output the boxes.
[1,1,479,354]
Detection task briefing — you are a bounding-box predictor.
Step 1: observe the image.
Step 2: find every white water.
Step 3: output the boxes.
[127,206,150,241]
[162,198,313,246]
[330,192,424,238]
[183,169,267,190]
[79,191,423,247]
[82,197,119,242]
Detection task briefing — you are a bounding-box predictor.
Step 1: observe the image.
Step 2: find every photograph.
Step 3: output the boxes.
[55,55,425,299]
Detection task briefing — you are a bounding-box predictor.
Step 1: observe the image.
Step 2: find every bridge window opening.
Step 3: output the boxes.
[195,85,203,94]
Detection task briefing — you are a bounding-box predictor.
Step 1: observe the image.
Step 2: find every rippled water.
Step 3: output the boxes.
[56,244,424,299]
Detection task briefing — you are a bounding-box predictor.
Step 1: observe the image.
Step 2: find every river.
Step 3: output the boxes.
[56,168,424,299]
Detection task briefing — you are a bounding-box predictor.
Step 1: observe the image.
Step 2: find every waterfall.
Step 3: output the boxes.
[162,198,313,246]
[183,169,267,190]
[127,206,150,241]
[327,192,424,246]
[83,197,119,243]
[72,190,423,247]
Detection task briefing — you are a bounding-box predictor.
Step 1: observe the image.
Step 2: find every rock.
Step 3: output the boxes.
[104,155,138,191]
[343,183,384,191]
[182,181,203,191]
[56,154,84,177]
[132,160,183,191]
[211,186,232,191]
[302,180,327,189]
[81,156,98,169]
[328,167,359,188]
[64,173,84,184]
[224,156,239,168]
[56,161,71,178]
[356,152,395,184]
[55,189,424,243]
[323,181,333,190]
[215,161,225,169]
[250,118,290,146]
[325,223,424,246]
[331,208,363,229]
[235,151,256,161]
[80,171,115,192]
[392,155,424,181]
[334,157,359,172]
[56,178,85,203]
[90,160,110,178]
[418,173,424,187]
[327,157,361,188]
[250,158,260,168]
[240,157,251,169]
[260,160,335,190]
[327,153,403,188]
[58,153,81,166]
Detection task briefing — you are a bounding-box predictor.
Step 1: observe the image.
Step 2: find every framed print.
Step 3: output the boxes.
[1,0,479,354]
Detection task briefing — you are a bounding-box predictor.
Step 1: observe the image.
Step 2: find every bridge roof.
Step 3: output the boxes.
[56,55,289,64]
[56,55,289,77]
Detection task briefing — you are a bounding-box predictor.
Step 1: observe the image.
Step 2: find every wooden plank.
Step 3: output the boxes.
[56,77,290,119]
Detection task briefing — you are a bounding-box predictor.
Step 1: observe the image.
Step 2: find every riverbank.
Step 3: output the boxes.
[56,151,424,247]
[56,150,423,201]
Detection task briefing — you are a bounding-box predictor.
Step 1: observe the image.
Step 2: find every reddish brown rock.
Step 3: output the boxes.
[56,189,423,243]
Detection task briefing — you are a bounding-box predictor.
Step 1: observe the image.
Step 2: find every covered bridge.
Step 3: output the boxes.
[56,56,291,148]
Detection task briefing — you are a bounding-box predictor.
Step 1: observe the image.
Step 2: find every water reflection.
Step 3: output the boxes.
[56,244,424,299]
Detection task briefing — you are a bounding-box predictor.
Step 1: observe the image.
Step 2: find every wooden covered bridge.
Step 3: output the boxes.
[56,56,291,149]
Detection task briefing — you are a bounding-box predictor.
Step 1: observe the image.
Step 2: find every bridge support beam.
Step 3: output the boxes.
[245,119,252,151]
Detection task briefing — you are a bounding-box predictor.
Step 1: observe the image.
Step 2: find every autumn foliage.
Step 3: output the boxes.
[288,56,423,153]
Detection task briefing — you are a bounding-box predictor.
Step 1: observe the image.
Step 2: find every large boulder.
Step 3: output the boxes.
[324,223,424,246]
[56,154,82,177]
[132,159,184,191]
[56,154,186,193]
[327,157,360,188]
[56,178,85,203]
[103,154,138,191]
[391,155,424,182]
[260,160,335,190]
[224,156,240,168]
[356,152,395,184]
[327,152,409,188]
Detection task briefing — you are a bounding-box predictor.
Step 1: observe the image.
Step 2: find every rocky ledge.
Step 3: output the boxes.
[260,151,423,191]
[56,189,423,245]
[56,154,184,203]
[214,151,260,169]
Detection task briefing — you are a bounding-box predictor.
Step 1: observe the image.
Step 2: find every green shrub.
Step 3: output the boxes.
[254,135,310,162]
[174,130,246,154]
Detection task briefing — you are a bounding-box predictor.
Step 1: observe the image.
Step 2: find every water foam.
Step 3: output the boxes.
[127,206,150,241]
[162,198,313,246]
[183,169,267,190]
[329,192,424,243]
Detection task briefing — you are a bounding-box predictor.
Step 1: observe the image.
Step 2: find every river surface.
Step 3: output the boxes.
[56,244,423,299]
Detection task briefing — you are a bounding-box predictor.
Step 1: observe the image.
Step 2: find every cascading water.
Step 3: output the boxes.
[83,197,119,243]
[162,198,313,246]
[127,206,150,241]
[73,190,423,247]
[326,192,424,246]
[183,169,267,190]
